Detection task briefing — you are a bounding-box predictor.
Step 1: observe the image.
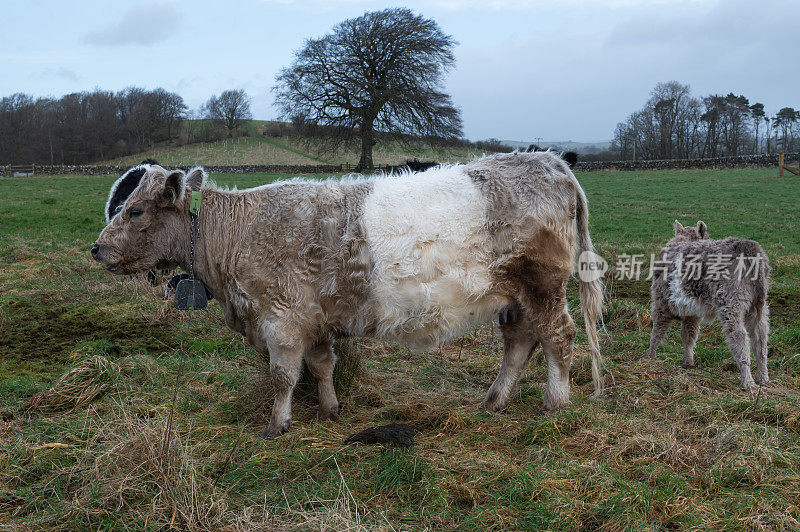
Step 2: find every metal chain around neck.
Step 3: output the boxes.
[189,213,197,280]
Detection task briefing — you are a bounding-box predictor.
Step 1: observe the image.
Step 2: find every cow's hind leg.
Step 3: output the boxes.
[262,344,305,440]
[304,339,339,421]
[483,304,539,412]
[537,301,576,413]
[680,317,701,368]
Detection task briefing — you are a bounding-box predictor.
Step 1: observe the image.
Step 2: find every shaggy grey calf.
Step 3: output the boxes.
[645,221,770,390]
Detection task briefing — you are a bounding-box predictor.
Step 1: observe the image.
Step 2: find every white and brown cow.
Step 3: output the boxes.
[92,151,604,438]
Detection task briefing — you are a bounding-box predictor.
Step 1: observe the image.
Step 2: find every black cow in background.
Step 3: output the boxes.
[383,159,439,175]
[527,145,578,169]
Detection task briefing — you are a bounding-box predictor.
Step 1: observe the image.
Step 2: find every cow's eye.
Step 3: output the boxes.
[129,209,144,219]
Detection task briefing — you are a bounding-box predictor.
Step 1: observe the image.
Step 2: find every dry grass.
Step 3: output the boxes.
[68,406,228,531]
[26,355,120,413]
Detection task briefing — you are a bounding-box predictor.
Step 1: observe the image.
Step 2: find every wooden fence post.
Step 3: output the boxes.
[779,152,784,177]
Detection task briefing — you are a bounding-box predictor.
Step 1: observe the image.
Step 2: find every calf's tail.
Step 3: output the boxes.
[751,250,771,359]
[574,184,605,397]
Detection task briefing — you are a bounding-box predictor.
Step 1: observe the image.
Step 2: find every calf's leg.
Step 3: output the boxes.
[483,307,539,412]
[645,309,672,359]
[304,339,339,421]
[745,306,770,385]
[721,317,755,391]
[680,317,701,368]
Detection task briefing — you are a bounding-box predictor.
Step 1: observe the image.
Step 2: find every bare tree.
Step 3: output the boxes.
[202,89,252,138]
[750,102,765,154]
[648,81,691,159]
[775,107,799,152]
[719,93,750,156]
[273,8,463,170]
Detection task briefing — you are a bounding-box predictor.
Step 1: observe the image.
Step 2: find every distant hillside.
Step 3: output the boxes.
[502,139,612,154]
[103,120,488,167]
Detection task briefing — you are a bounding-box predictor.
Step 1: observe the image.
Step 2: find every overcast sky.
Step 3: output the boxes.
[3,0,798,142]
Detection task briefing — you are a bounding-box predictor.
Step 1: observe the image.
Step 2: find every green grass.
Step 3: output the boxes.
[1,167,799,529]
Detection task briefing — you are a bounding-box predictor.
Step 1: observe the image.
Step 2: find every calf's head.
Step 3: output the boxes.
[672,220,709,243]
[91,165,206,274]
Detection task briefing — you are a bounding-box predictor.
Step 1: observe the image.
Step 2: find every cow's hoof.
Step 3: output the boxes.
[260,421,290,440]
[541,396,570,414]
[318,407,339,422]
[480,391,507,413]
[740,380,756,392]
[538,404,560,417]
[681,362,695,369]
[755,375,770,386]
[481,401,506,414]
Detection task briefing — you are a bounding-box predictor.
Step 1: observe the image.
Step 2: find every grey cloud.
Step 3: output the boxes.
[83,2,181,46]
[32,67,80,82]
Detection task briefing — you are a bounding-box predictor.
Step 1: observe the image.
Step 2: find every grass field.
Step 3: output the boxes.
[1,167,799,530]
[102,121,486,168]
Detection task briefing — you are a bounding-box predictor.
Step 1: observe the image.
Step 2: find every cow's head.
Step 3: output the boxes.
[92,165,206,274]
[672,220,709,242]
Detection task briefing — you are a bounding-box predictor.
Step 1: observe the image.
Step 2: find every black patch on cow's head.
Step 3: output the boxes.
[562,151,578,169]
[105,159,159,223]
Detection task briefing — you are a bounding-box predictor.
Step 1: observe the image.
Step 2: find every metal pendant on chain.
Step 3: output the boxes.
[174,191,209,311]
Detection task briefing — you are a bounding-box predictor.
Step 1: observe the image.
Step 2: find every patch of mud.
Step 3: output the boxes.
[0,297,176,361]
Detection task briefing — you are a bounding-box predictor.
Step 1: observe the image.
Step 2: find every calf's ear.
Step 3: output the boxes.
[697,221,708,239]
[673,220,684,234]
[163,170,186,205]
[186,167,207,191]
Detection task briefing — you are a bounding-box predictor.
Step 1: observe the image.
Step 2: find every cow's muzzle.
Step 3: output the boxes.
[91,242,121,272]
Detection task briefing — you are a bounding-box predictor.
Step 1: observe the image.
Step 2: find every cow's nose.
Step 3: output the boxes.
[91,243,100,260]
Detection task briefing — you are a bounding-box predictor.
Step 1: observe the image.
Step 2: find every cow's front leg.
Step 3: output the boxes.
[261,343,305,440]
[305,339,339,421]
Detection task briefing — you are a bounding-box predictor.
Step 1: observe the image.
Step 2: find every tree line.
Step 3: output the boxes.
[613,81,799,161]
[0,88,253,164]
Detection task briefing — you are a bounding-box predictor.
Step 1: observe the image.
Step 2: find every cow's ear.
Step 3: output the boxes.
[673,220,684,234]
[697,221,708,239]
[186,167,207,191]
[163,170,186,205]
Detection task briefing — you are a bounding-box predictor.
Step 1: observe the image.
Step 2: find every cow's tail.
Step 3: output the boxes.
[574,182,605,397]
